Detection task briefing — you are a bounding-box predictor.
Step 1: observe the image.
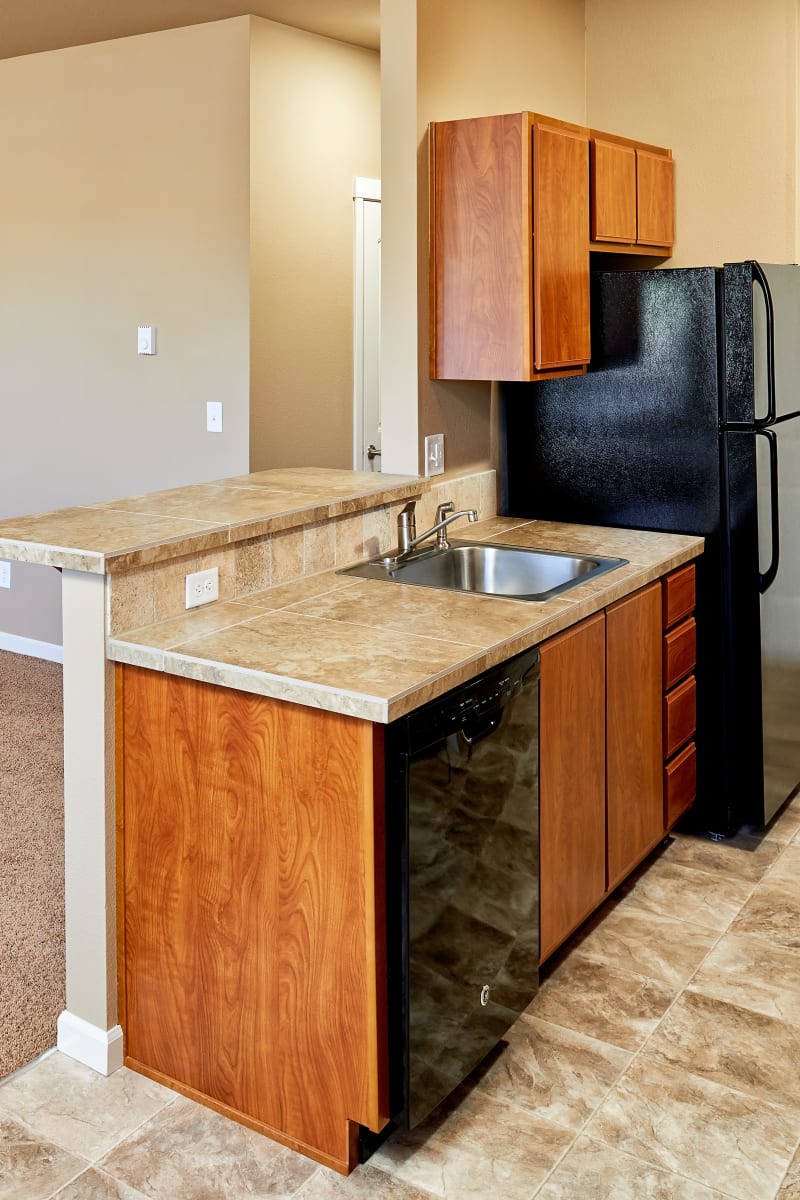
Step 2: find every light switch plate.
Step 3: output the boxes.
[425,433,445,476]
[206,401,223,433]
[0,561,10,589]
[137,326,157,355]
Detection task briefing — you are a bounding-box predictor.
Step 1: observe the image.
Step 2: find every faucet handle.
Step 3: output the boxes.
[397,501,417,553]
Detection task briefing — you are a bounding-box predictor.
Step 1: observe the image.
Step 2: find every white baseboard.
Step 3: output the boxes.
[0,632,63,663]
[57,1011,124,1076]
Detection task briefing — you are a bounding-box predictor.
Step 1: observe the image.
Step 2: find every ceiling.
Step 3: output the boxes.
[0,0,380,60]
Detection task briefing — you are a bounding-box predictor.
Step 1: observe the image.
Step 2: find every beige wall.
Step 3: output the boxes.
[249,18,380,471]
[415,0,587,477]
[0,19,252,645]
[586,0,800,267]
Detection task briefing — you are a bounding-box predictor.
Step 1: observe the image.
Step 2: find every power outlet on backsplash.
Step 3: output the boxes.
[185,566,219,609]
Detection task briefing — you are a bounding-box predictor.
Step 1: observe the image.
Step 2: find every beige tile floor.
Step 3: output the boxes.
[3,797,800,1200]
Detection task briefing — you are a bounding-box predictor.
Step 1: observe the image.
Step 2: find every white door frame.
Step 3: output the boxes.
[353,177,381,471]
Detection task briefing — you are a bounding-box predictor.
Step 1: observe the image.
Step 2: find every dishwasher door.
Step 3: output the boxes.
[397,647,540,1128]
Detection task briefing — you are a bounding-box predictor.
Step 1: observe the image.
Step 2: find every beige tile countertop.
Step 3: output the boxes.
[0,468,425,573]
[110,516,704,723]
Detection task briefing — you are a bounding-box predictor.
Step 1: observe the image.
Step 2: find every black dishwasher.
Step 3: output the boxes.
[379,645,540,1136]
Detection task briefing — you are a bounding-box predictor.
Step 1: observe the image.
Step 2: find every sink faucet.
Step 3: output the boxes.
[396,500,478,555]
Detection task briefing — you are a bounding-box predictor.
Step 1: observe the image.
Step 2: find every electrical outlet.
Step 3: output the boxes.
[206,401,223,433]
[185,566,219,609]
[425,433,445,477]
[0,561,10,589]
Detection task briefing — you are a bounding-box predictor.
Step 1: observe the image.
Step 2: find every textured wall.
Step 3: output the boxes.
[0,19,251,645]
[249,18,380,472]
[586,0,800,267]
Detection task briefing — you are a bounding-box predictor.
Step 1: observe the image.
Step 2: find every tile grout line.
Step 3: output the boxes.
[528,837,781,1198]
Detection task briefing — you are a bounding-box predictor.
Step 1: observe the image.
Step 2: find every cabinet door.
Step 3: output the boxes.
[118,666,387,1174]
[637,150,674,246]
[591,138,637,243]
[539,613,606,961]
[606,583,663,890]
[430,113,529,381]
[532,122,591,371]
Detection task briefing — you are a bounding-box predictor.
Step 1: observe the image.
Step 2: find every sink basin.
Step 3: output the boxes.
[339,539,627,602]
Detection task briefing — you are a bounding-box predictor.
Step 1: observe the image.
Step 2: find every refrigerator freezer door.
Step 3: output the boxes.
[756,417,800,821]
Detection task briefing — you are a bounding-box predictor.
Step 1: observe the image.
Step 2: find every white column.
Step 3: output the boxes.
[57,569,122,1074]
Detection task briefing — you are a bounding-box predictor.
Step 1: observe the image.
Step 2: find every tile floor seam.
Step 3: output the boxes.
[0,1106,94,1168]
[89,1086,181,1167]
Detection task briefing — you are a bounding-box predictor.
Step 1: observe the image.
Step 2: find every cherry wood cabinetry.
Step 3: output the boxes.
[539,582,666,961]
[591,134,674,254]
[539,613,606,962]
[430,112,590,382]
[116,665,388,1176]
[661,565,698,827]
[606,583,663,891]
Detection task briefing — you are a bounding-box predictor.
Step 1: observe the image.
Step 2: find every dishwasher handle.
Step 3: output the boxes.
[460,711,502,747]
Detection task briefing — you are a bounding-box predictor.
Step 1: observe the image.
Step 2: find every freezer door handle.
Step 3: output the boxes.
[752,261,777,427]
[756,427,779,592]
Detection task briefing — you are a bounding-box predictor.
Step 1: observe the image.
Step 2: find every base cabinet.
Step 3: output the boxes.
[539,582,664,961]
[116,665,388,1175]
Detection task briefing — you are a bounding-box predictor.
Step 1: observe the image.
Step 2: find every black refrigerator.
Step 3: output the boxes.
[502,262,800,836]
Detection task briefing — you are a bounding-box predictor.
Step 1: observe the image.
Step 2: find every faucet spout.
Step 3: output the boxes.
[394,500,478,558]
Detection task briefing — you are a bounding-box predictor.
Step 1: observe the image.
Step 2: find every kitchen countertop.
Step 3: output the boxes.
[110,516,703,723]
[0,468,425,573]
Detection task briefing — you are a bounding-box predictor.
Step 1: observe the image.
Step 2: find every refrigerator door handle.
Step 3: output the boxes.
[755,426,780,592]
[752,261,777,427]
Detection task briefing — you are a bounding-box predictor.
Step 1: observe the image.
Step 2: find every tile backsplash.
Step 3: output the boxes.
[107,470,497,636]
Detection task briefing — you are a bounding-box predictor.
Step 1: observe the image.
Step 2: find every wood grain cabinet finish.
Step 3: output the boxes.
[430,111,590,382]
[663,617,697,691]
[663,563,696,628]
[539,613,606,962]
[591,138,637,243]
[589,134,674,254]
[116,665,388,1175]
[661,565,698,828]
[539,580,678,962]
[606,583,664,891]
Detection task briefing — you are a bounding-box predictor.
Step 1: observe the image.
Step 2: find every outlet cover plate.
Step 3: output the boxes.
[185,566,219,609]
[425,433,444,477]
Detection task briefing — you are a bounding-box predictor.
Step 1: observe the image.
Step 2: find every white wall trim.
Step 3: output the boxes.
[353,175,381,201]
[57,1011,123,1076]
[0,632,63,663]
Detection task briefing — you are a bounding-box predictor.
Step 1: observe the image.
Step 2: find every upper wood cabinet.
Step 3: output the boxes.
[430,112,591,382]
[591,135,674,253]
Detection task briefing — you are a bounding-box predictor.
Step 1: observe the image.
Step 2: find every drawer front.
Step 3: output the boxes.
[663,564,695,629]
[665,741,697,827]
[663,674,696,758]
[663,617,697,690]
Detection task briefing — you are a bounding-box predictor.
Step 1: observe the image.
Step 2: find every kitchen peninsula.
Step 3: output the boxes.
[0,467,702,1174]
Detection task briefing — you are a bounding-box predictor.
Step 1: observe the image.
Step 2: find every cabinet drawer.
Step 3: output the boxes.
[665,741,697,827]
[663,674,696,758]
[663,564,695,629]
[663,617,696,690]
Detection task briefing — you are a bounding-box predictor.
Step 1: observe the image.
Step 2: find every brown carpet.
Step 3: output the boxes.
[0,650,65,1077]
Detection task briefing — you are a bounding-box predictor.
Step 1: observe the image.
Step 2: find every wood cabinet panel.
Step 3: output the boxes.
[533,122,591,371]
[591,138,637,243]
[663,564,696,629]
[430,113,529,381]
[665,741,697,828]
[663,617,697,690]
[117,666,387,1174]
[606,583,664,890]
[637,150,675,247]
[539,613,606,961]
[664,673,697,758]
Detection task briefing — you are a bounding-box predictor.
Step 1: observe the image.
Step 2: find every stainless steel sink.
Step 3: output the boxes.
[338,539,627,602]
